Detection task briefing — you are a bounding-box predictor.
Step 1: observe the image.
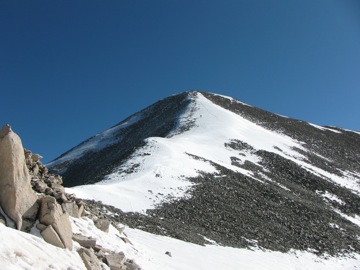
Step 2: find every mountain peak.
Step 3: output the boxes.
[47,91,360,256]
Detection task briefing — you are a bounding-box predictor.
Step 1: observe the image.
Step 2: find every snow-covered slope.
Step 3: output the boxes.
[48,91,360,258]
[0,223,85,270]
[2,219,360,270]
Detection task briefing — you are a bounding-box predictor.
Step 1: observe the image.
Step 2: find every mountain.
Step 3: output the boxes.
[48,91,360,258]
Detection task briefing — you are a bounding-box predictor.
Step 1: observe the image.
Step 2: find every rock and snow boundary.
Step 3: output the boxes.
[1,217,360,270]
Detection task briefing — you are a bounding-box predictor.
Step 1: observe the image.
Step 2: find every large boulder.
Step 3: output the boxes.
[39,195,73,249]
[0,125,38,231]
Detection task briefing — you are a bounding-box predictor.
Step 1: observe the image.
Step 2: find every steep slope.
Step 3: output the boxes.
[48,92,193,186]
[48,91,360,256]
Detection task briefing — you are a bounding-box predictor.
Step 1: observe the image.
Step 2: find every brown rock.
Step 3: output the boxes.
[93,245,112,261]
[31,153,43,162]
[72,234,97,248]
[54,192,68,203]
[95,218,111,232]
[36,223,47,231]
[52,183,65,193]
[78,204,85,217]
[0,125,39,231]
[41,225,65,249]
[39,196,73,249]
[32,179,48,193]
[62,202,80,218]
[125,259,141,270]
[78,248,102,270]
[54,175,63,185]
[105,252,126,270]
[32,164,39,175]
[24,149,32,160]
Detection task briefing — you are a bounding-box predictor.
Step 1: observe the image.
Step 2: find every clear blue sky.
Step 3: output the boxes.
[1,0,359,163]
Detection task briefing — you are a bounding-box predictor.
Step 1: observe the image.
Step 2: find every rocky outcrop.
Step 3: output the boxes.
[0,124,141,269]
[39,196,73,249]
[25,148,85,216]
[0,125,38,231]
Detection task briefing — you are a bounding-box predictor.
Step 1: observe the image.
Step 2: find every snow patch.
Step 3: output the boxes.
[308,123,342,134]
[316,191,346,205]
[334,210,360,228]
[47,113,144,169]
[125,226,360,270]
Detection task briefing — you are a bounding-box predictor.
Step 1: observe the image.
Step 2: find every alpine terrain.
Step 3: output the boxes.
[44,91,360,268]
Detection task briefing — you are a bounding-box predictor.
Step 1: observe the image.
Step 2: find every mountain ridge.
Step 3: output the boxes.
[48,90,360,256]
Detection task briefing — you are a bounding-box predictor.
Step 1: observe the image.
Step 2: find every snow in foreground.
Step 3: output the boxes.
[1,219,359,270]
[0,223,85,270]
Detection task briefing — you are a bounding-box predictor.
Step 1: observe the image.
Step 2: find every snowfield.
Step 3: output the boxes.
[0,223,85,270]
[1,218,360,270]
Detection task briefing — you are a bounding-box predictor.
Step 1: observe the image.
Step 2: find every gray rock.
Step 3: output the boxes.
[41,225,65,249]
[165,251,172,257]
[39,196,73,249]
[125,259,141,270]
[78,248,102,270]
[32,179,48,193]
[105,252,126,270]
[62,202,80,218]
[31,153,43,163]
[36,223,47,231]
[54,190,67,203]
[54,175,63,185]
[52,183,65,193]
[72,234,97,248]
[0,125,39,231]
[95,218,111,232]
[32,164,39,175]
[78,204,85,217]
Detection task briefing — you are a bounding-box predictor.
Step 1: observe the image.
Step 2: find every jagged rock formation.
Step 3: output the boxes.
[0,124,141,269]
[0,124,38,231]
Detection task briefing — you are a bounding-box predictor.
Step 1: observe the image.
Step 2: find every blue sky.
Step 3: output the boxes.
[1,0,359,162]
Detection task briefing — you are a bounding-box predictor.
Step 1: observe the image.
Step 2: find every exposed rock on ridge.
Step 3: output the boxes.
[0,124,38,231]
[0,124,141,269]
